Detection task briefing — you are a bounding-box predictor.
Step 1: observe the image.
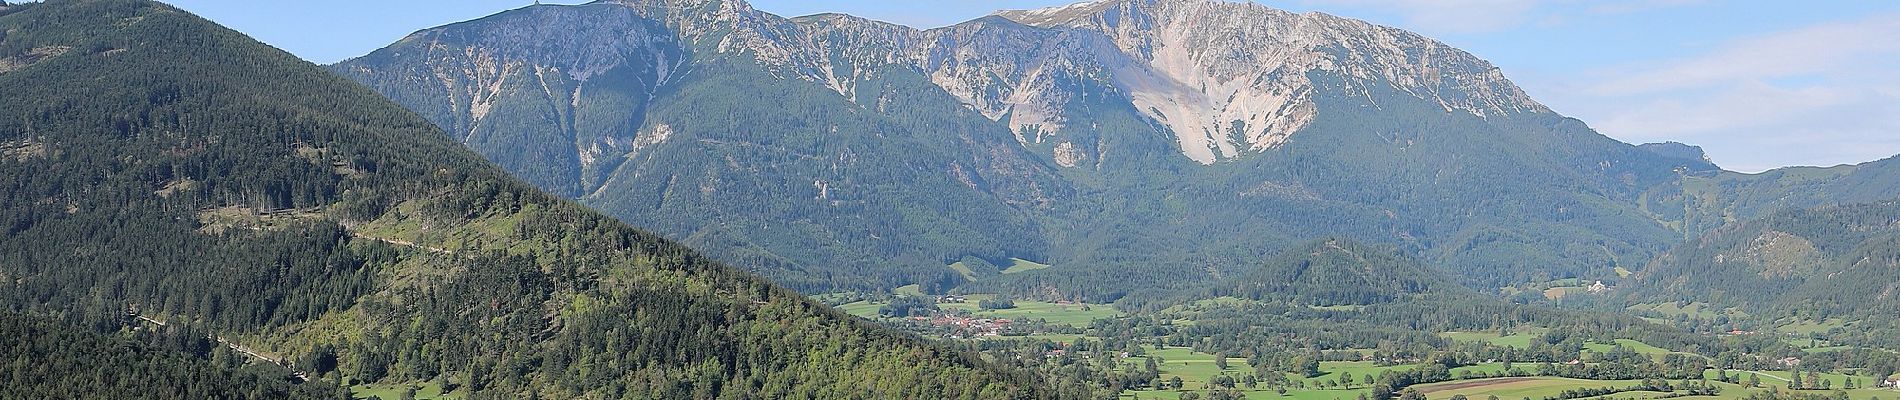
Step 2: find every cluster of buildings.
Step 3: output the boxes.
[909,314,1014,338]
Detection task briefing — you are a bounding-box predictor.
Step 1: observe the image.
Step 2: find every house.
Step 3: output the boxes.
[1586,280,1610,294]
[1776,357,1802,367]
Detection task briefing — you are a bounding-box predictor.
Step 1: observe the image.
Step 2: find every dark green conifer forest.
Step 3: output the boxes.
[0,0,1094,398]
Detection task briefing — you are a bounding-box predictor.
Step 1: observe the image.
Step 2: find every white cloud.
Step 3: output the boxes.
[1587,15,1900,96]
[1291,0,1541,33]
[1583,0,1703,16]
[1544,13,1900,172]
[1286,0,1698,34]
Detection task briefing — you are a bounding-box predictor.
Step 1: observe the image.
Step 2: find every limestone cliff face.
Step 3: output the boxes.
[332,3,687,196]
[379,0,1549,167]
[653,0,1551,164]
[992,0,1547,163]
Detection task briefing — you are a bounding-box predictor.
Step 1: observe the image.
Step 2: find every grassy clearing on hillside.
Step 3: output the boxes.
[1582,339,1677,356]
[893,284,924,296]
[837,301,882,318]
[351,382,462,400]
[1778,318,1850,335]
[1000,258,1052,274]
[1543,286,1589,300]
[1628,302,1748,319]
[947,261,979,280]
[1440,329,1548,348]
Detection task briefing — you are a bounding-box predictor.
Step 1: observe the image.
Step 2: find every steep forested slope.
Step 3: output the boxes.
[1631,200,1900,317]
[0,0,1090,398]
[0,312,346,400]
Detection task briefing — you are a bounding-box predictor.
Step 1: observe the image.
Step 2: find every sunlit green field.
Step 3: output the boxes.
[1412,372,1900,400]
[1581,339,1676,355]
[837,300,883,318]
[1000,258,1052,274]
[1439,329,1548,348]
[1778,318,1851,335]
[936,294,1122,326]
[834,293,1122,326]
[351,382,462,400]
[1415,377,1649,399]
[1628,302,1748,320]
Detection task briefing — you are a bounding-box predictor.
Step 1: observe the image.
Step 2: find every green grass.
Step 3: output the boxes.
[1778,318,1850,335]
[1109,348,1900,400]
[832,293,1122,326]
[1107,347,1900,400]
[946,261,979,280]
[1415,377,1649,400]
[1581,339,1676,356]
[1015,333,1085,343]
[1629,302,1748,319]
[999,258,1052,274]
[1543,286,1588,299]
[1120,388,1364,400]
[836,300,882,318]
[1439,329,1546,348]
[938,294,1122,326]
[351,381,461,400]
[893,284,924,296]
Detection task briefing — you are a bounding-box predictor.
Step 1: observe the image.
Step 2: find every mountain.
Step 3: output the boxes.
[332,1,1065,292]
[1629,200,1900,317]
[335,0,1731,299]
[1636,142,1709,163]
[1640,156,1900,237]
[0,0,1088,398]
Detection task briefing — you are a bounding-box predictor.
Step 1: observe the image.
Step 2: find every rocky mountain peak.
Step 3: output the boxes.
[992,0,1548,163]
[355,0,1552,166]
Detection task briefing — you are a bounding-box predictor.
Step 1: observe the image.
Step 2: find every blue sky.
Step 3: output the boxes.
[160,0,1900,172]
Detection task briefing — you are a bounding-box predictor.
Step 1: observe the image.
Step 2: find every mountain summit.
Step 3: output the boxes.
[336,0,1719,298]
[990,0,1545,162]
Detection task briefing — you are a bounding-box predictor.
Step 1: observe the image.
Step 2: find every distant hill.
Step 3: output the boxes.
[0,0,1087,398]
[1630,200,1900,317]
[1640,156,1900,237]
[1226,238,1462,305]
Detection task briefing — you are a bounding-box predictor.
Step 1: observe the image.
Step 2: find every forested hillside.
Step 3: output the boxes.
[1640,156,1900,237]
[1228,239,1463,306]
[0,0,1091,398]
[0,312,347,400]
[1628,200,1900,347]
